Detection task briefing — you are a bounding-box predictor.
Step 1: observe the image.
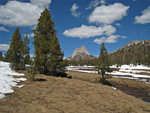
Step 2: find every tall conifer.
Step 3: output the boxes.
[97,43,110,84]
[33,8,66,76]
[5,49,11,62]
[6,28,25,70]
[23,33,30,64]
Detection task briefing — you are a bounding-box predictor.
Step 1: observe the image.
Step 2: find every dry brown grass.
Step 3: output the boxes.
[133,69,150,71]
[136,72,150,76]
[0,71,150,113]
[68,71,150,102]
[67,71,100,83]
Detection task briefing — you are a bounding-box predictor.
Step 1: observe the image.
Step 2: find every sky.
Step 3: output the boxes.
[0,0,150,58]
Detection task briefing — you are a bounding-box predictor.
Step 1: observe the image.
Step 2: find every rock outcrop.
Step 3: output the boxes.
[69,45,94,60]
[121,40,150,49]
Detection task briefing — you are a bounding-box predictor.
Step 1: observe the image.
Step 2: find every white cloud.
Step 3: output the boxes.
[86,0,105,10]
[135,6,150,24]
[0,0,52,27]
[64,2,127,44]
[120,35,127,38]
[63,25,116,39]
[0,26,9,32]
[24,33,34,38]
[28,33,34,38]
[31,0,51,8]
[71,3,81,18]
[116,23,121,27]
[94,35,126,44]
[89,3,129,24]
[0,44,9,51]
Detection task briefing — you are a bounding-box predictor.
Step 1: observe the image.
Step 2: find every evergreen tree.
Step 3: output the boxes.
[0,52,3,61]
[97,43,110,84]
[48,33,66,75]
[23,33,30,64]
[6,28,25,70]
[33,8,67,76]
[5,49,11,62]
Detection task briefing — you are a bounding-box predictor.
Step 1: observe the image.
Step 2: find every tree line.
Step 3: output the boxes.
[108,41,150,66]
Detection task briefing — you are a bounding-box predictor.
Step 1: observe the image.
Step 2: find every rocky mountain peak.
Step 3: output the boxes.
[69,45,93,60]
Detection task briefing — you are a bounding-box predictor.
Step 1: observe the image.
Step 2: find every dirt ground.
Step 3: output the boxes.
[0,71,150,113]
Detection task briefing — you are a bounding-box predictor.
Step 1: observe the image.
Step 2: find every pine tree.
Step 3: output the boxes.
[33,8,67,76]
[5,49,11,62]
[48,33,66,76]
[23,33,30,64]
[0,52,3,61]
[97,43,110,84]
[6,28,25,70]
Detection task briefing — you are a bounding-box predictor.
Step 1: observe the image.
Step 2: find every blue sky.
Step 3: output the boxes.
[0,0,150,58]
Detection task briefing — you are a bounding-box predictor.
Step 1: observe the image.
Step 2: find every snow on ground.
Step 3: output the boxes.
[0,61,26,99]
[112,86,117,90]
[110,64,150,70]
[108,71,150,79]
[67,66,98,74]
[67,65,150,84]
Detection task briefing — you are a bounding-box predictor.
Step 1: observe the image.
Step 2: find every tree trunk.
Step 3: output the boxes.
[100,69,105,84]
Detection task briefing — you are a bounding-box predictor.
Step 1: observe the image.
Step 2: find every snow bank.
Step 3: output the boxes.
[110,64,150,70]
[67,65,150,84]
[72,69,98,74]
[66,66,97,74]
[108,71,150,79]
[0,61,26,99]
[109,64,150,78]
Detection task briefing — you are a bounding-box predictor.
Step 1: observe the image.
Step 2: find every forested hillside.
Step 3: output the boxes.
[109,40,150,66]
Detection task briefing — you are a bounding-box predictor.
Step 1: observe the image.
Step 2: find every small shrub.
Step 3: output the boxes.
[27,63,38,82]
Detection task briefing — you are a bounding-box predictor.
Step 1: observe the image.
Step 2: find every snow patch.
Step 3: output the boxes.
[110,64,150,70]
[17,85,24,88]
[112,86,117,90]
[67,64,150,84]
[0,61,26,99]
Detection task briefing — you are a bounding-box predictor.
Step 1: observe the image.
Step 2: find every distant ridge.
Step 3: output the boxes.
[121,40,150,49]
[109,40,150,65]
[111,40,150,54]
